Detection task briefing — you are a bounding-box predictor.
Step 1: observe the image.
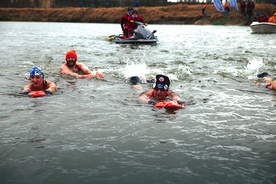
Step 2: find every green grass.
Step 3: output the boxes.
[213,19,228,25]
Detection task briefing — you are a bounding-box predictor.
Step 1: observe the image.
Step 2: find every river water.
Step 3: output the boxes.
[0,22,276,184]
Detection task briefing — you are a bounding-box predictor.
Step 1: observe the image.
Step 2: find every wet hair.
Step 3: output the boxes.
[130,76,139,85]
[257,72,270,78]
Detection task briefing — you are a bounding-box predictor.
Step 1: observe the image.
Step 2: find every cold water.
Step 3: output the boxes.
[0,22,276,184]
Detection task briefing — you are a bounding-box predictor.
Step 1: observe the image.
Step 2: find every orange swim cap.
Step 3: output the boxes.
[65,50,77,61]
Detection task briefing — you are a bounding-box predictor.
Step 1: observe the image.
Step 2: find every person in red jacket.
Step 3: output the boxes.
[125,10,145,38]
[268,12,276,23]
[259,13,268,22]
[120,7,133,39]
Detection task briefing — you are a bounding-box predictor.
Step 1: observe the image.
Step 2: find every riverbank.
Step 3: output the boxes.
[0,4,275,25]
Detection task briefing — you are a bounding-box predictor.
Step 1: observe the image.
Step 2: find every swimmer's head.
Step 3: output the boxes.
[29,66,44,78]
[130,76,139,85]
[65,50,77,68]
[65,50,78,61]
[152,74,170,91]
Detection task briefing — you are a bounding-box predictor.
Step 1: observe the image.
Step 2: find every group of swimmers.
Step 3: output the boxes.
[23,50,104,95]
[23,49,187,107]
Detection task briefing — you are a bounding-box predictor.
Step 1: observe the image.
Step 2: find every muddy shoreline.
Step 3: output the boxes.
[0,4,275,25]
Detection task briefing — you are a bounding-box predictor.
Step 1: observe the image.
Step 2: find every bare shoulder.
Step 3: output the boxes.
[168,90,180,96]
[76,62,86,68]
[59,63,68,72]
[167,89,174,95]
[140,89,153,96]
[48,80,56,86]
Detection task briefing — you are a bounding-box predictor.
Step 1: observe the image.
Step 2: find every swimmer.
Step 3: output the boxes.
[257,72,276,90]
[23,66,57,95]
[138,74,185,106]
[60,50,104,79]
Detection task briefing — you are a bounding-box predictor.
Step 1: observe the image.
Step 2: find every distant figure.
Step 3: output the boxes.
[240,0,246,16]
[79,2,83,7]
[105,1,109,8]
[256,12,268,22]
[246,0,255,24]
[23,66,57,95]
[126,10,145,38]
[202,4,208,16]
[224,4,230,16]
[260,13,268,22]
[121,7,133,39]
[60,50,104,79]
[268,12,276,23]
[135,0,140,7]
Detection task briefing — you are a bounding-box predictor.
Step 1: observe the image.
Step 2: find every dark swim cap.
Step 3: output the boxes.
[152,75,170,91]
[128,6,133,11]
[257,72,270,78]
[130,76,139,85]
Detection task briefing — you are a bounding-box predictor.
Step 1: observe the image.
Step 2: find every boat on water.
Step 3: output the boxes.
[108,21,158,44]
[250,22,276,34]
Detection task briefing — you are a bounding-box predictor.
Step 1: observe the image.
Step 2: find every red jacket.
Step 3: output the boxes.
[120,13,131,30]
[125,15,144,30]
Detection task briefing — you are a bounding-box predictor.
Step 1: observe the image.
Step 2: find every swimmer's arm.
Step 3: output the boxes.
[78,63,105,78]
[47,81,57,93]
[59,66,83,79]
[269,81,276,90]
[138,90,153,103]
[23,84,32,93]
[78,63,92,75]
[169,90,186,106]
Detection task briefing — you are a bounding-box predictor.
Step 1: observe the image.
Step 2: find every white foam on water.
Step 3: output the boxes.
[123,63,150,83]
[244,57,264,80]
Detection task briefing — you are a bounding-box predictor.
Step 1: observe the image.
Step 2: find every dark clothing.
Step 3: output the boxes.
[240,1,246,16]
[202,5,207,16]
[246,1,255,15]
[246,1,255,23]
[224,5,230,16]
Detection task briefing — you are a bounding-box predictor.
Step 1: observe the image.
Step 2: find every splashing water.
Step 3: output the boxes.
[124,63,150,83]
[244,57,264,80]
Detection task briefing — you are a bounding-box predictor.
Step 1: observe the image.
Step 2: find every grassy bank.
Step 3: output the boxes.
[0,4,275,25]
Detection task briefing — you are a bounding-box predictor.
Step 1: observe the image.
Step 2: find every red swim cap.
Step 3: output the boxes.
[65,50,77,61]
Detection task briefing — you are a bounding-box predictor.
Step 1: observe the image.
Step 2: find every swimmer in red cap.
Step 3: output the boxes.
[60,50,104,79]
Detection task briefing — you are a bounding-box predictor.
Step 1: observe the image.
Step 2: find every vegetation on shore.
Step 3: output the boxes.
[0,4,275,25]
